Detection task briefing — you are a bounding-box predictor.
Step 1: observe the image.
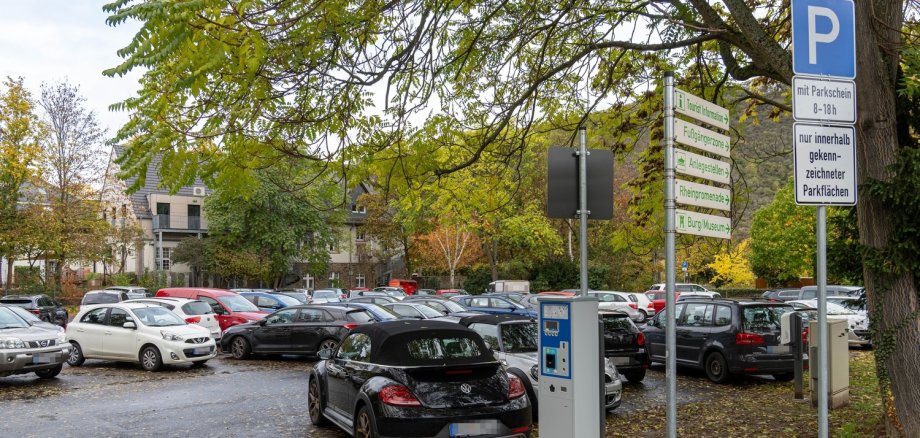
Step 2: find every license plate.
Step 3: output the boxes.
[611,356,630,366]
[449,420,501,437]
[32,353,56,364]
[767,346,790,354]
[193,347,211,355]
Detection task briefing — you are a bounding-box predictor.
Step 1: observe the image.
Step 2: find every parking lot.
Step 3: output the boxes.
[0,352,793,438]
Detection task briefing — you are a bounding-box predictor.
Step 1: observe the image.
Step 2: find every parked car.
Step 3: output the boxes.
[373,286,407,300]
[66,302,216,371]
[380,302,450,320]
[642,298,796,383]
[105,286,151,299]
[310,289,344,304]
[645,290,679,314]
[124,297,222,341]
[787,300,871,347]
[81,290,129,308]
[415,288,437,296]
[347,289,383,299]
[459,314,622,417]
[220,304,373,359]
[599,310,651,383]
[797,285,864,300]
[436,288,468,297]
[314,302,403,322]
[155,288,267,332]
[349,295,399,305]
[307,320,533,437]
[0,304,70,379]
[239,291,302,311]
[587,291,646,323]
[387,279,418,295]
[646,283,721,299]
[401,297,483,318]
[518,294,541,310]
[455,295,539,318]
[761,288,801,302]
[826,296,867,317]
[0,294,68,326]
[275,288,311,304]
[601,291,655,320]
[6,305,64,332]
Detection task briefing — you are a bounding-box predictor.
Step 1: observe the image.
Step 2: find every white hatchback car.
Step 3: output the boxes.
[124,298,222,342]
[66,302,216,371]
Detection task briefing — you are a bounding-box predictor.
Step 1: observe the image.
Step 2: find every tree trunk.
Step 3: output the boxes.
[855,1,919,436]
[4,257,13,293]
[484,239,498,281]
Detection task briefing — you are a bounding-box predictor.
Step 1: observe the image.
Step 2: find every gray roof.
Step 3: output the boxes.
[112,145,208,219]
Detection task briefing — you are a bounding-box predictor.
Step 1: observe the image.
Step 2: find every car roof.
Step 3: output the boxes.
[456,313,535,326]
[125,297,198,304]
[349,320,491,365]
[159,287,237,296]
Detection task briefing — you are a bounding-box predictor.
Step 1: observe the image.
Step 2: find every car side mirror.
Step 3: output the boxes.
[123,322,137,329]
[442,310,450,315]
[317,348,334,360]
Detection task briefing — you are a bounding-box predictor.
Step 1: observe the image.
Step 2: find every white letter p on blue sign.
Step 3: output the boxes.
[793,0,855,79]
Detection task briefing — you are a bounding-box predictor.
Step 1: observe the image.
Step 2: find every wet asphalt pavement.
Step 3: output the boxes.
[0,354,741,438]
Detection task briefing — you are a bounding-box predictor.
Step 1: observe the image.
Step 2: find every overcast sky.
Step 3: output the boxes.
[0,1,143,136]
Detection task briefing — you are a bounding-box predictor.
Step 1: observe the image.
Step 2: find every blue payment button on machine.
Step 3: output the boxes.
[540,302,572,379]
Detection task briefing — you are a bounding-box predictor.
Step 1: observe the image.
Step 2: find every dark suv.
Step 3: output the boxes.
[0,294,68,327]
[642,298,795,383]
[600,310,651,383]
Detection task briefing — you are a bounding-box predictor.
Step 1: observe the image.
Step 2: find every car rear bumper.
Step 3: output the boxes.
[0,344,70,377]
[604,350,650,371]
[375,395,531,438]
[731,353,795,374]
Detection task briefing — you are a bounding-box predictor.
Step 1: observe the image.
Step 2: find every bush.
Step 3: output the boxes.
[108,272,136,286]
[461,266,492,295]
[13,266,44,294]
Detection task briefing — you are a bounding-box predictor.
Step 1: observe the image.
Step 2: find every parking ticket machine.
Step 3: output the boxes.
[538,295,602,438]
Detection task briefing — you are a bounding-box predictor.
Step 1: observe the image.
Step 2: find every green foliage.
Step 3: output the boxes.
[108,272,135,287]
[827,207,863,285]
[750,179,815,285]
[460,266,493,295]
[138,269,169,292]
[13,266,43,293]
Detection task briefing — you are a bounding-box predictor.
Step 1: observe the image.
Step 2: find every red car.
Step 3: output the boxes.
[156,287,267,332]
[644,291,680,314]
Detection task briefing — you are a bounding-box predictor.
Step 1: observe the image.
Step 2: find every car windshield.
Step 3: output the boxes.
[601,315,634,332]
[218,295,261,312]
[7,306,41,323]
[133,307,187,326]
[502,299,526,309]
[280,292,309,303]
[405,336,484,360]
[416,305,444,319]
[181,301,214,316]
[0,307,30,328]
[385,290,406,298]
[499,323,538,353]
[0,299,31,308]
[314,291,340,300]
[345,310,374,323]
[742,306,792,331]
[439,300,466,313]
[84,293,120,305]
[273,294,302,306]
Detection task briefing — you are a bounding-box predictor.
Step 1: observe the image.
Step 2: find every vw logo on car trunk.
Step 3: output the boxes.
[460,383,472,394]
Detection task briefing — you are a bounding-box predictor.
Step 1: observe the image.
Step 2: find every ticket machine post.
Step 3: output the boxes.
[538,296,603,437]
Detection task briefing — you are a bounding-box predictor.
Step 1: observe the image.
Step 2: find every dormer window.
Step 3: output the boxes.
[351,203,366,213]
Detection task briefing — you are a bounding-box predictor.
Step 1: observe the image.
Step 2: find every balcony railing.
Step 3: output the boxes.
[153,214,206,231]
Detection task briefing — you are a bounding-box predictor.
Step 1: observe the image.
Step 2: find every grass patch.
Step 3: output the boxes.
[537,350,883,437]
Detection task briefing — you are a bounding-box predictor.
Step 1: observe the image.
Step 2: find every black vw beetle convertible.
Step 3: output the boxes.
[308,319,533,438]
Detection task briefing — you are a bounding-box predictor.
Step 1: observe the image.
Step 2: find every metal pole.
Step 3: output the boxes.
[663,71,677,438]
[578,126,589,297]
[817,205,828,438]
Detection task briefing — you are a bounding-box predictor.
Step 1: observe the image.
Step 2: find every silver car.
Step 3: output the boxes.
[459,314,622,418]
[0,305,71,379]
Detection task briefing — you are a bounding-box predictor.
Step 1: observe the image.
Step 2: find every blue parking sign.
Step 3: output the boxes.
[792,0,856,78]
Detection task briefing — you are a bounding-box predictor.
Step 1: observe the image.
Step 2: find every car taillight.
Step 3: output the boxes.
[735,332,765,346]
[636,332,646,347]
[508,374,526,399]
[379,384,422,406]
[30,309,41,315]
[185,316,201,324]
[628,303,637,309]
[511,426,531,434]
[803,327,809,344]
[343,323,360,330]
[647,302,655,309]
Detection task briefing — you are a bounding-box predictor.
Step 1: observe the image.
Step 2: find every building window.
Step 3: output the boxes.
[156,203,170,228]
[355,274,365,288]
[304,275,315,290]
[329,272,340,281]
[356,228,366,242]
[328,241,337,253]
[159,247,171,271]
[351,203,366,213]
